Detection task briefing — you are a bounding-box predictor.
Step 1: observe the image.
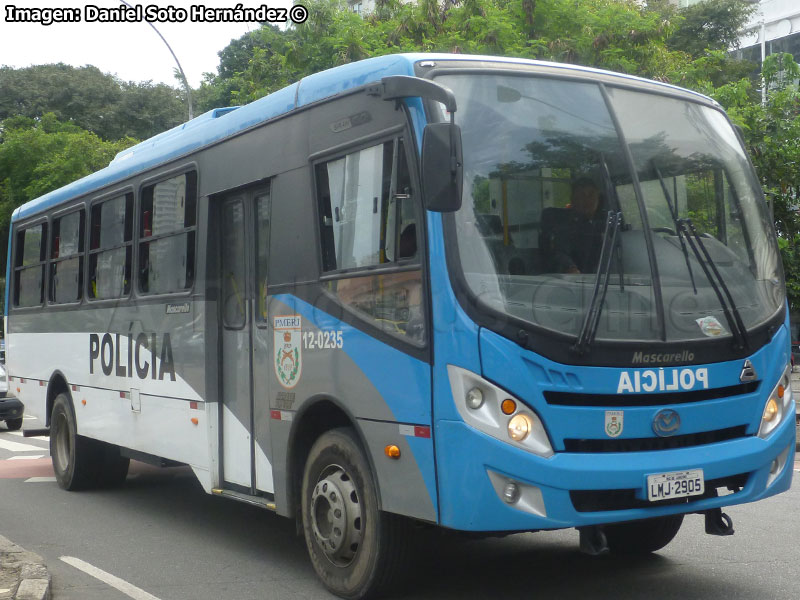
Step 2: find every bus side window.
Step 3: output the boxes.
[13,223,47,308]
[139,172,197,295]
[315,138,425,344]
[49,209,84,305]
[88,193,133,300]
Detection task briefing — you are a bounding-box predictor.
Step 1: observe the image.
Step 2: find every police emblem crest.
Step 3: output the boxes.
[274,315,302,389]
[605,410,624,438]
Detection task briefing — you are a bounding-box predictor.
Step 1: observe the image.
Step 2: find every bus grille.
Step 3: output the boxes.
[544,382,759,407]
[569,473,749,513]
[563,425,748,453]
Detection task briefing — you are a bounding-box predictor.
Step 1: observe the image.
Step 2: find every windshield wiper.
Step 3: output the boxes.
[600,153,624,293]
[652,162,697,294]
[573,210,622,355]
[678,218,749,351]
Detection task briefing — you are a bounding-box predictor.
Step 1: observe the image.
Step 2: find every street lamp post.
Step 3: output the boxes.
[118,0,194,120]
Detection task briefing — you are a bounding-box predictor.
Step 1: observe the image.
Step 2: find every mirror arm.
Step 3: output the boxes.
[368,76,458,116]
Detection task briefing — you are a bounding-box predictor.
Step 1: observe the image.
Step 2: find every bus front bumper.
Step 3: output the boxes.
[435,411,795,532]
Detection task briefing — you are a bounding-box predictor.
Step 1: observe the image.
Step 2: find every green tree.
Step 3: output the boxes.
[0,64,186,140]
[0,113,137,268]
[710,53,800,308]
[664,0,756,59]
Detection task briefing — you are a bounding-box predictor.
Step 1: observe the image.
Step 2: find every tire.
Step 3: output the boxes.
[50,392,100,490]
[604,514,684,555]
[301,428,410,599]
[4,418,22,431]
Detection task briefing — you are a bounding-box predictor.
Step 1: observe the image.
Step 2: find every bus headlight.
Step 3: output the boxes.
[447,365,553,457]
[758,364,793,439]
[508,414,532,441]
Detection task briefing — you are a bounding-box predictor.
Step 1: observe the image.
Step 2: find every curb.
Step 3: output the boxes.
[0,535,50,600]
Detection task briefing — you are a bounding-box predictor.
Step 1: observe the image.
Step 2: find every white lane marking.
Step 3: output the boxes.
[25,477,56,483]
[60,556,162,600]
[0,437,45,452]
[8,455,44,460]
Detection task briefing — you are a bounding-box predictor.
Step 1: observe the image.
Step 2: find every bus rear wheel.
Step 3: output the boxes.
[301,428,409,599]
[604,514,684,554]
[50,392,129,490]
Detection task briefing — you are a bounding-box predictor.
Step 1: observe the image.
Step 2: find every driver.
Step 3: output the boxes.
[542,177,606,274]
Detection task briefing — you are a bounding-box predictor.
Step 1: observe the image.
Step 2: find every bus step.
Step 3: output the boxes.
[211,488,277,511]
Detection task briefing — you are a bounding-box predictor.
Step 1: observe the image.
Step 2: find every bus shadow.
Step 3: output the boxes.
[95,468,764,600]
[403,527,760,600]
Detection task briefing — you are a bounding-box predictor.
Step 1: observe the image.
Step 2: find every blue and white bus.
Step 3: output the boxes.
[6,54,794,598]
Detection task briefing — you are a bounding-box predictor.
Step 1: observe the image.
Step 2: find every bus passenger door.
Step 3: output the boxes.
[219,188,273,493]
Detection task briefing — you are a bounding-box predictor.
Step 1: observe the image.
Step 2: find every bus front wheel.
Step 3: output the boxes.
[604,514,684,554]
[301,428,409,599]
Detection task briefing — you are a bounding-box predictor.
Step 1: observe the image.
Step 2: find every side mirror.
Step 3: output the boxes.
[422,122,463,212]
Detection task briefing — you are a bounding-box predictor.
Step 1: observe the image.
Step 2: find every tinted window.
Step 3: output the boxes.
[316,139,425,344]
[14,224,47,307]
[89,193,132,300]
[49,210,85,304]
[139,172,197,294]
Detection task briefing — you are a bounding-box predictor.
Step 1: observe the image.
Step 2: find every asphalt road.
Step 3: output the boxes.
[1,422,799,600]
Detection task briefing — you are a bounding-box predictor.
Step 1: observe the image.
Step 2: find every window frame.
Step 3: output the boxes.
[312,131,429,348]
[47,206,86,307]
[86,189,134,303]
[12,218,49,309]
[313,133,423,279]
[136,169,198,297]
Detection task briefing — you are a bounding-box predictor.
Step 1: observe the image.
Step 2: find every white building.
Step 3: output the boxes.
[737,0,800,67]
[348,0,376,15]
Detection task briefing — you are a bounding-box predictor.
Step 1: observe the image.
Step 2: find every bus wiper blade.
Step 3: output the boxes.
[600,153,624,293]
[678,218,749,351]
[652,162,697,294]
[573,210,621,355]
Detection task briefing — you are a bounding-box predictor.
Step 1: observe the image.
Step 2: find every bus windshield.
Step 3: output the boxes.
[436,72,784,347]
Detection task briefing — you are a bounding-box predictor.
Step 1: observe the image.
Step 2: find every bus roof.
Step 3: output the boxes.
[12,53,713,222]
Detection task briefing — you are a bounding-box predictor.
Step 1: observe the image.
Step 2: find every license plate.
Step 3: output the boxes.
[647,469,704,502]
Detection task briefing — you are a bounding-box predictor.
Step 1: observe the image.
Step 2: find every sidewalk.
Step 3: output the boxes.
[0,535,50,600]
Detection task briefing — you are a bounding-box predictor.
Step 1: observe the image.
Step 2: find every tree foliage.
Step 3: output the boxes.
[0,114,137,269]
[0,64,187,140]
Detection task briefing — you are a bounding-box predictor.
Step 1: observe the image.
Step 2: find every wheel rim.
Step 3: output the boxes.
[53,411,71,473]
[310,464,363,567]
